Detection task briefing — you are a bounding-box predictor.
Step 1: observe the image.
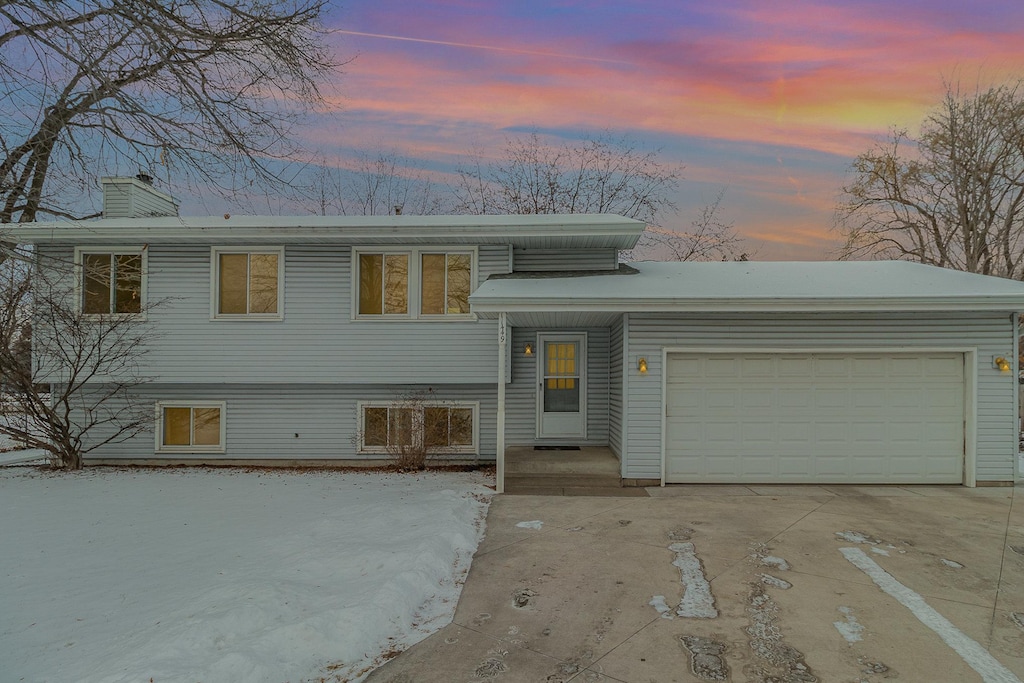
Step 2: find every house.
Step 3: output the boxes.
[8,177,1024,488]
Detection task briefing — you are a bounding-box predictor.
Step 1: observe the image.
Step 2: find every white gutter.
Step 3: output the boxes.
[472,298,1024,313]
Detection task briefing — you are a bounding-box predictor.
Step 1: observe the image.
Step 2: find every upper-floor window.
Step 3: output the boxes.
[354,247,475,319]
[76,247,146,315]
[421,253,471,315]
[211,247,283,320]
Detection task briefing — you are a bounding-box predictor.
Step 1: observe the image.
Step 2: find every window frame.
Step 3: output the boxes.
[351,246,477,321]
[210,246,285,321]
[74,246,148,318]
[154,401,227,454]
[357,400,479,455]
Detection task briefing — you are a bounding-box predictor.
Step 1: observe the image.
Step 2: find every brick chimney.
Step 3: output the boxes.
[101,176,179,218]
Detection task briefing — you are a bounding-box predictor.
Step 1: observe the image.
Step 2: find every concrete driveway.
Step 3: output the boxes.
[367,484,1024,683]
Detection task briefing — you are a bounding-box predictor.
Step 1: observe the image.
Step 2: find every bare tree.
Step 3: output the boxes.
[0,246,156,469]
[355,388,471,471]
[632,188,747,261]
[836,80,1024,278]
[451,132,681,226]
[310,151,448,216]
[450,132,745,260]
[0,0,336,223]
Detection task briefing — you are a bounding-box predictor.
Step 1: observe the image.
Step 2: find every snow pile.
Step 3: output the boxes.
[669,542,718,619]
[0,468,493,683]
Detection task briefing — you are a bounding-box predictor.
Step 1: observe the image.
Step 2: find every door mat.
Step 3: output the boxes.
[533,446,582,451]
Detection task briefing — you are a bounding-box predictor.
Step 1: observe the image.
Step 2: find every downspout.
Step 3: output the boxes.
[497,312,507,493]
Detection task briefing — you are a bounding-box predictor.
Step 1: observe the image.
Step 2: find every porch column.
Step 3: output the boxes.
[496,312,507,493]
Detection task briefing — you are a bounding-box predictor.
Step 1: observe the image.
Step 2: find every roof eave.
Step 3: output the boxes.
[470,297,1024,315]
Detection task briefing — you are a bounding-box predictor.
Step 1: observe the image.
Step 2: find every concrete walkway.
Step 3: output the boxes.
[368,484,1024,682]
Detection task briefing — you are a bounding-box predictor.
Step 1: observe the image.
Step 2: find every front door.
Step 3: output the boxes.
[537,333,587,439]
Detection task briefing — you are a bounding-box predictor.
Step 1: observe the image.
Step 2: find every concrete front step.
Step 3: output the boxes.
[504,473,622,488]
[503,485,649,497]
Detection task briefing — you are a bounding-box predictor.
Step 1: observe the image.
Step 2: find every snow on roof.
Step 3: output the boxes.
[470,260,1024,313]
[3,213,645,250]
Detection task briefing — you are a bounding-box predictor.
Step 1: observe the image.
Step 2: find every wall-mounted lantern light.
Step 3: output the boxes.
[993,355,1011,372]
[524,343,534,357]
[638,357,648,375]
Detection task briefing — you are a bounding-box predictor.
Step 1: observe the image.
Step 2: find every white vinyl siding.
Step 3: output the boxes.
[512,248,618,272]
[79,384,496,462]
[608,317,625,459]
[35,245,508,385]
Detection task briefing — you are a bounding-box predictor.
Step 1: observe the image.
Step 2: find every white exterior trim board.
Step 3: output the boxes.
[472,299,1024,314]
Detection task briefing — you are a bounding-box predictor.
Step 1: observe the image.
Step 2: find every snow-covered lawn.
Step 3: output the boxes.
[0,467,493,683]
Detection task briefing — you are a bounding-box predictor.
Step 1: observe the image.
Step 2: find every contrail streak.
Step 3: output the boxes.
[331,29,630,65]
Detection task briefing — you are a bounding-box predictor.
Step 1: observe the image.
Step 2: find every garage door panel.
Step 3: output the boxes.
[888,357,926,376]
[741,388,774,409]
[741,357,774,377]
[852,358,886,377]
[778,455,812,476]
[777,389,811,408]
[706,357,738,377]
[813,389,849,410]
[814,357,851,377]
[777,357,807,377]
[665,352,964,484]
[705,389,740,409]
[665,387,701,414]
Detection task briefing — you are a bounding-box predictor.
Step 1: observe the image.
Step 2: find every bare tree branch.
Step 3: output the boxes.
[836,79,1024,279]
[0,243,158,468]
[450,132,681,227]
[0,0,338,223]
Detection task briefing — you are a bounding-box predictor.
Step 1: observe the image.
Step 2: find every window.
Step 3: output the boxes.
[421,253,471,315]
[359,401,477,453]
[76,248,146,315]
[359,252,408,315]
[354,248,475,319]
[156,402,225,453]
[211,248,283,319]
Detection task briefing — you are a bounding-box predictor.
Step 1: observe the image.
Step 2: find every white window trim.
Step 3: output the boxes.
[155,401,227,454]
[74,246,148,319]
[210,246,285,321]
[357,400,480,455]
[351,246,478,321]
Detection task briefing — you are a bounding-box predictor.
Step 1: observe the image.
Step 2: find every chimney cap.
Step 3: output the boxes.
[135,173,153,185]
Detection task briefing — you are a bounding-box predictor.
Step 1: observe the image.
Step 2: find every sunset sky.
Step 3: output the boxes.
[306,0,1024,259]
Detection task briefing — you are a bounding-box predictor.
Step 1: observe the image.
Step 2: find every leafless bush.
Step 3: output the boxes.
[357,389,472,471]
[0,245,158,469]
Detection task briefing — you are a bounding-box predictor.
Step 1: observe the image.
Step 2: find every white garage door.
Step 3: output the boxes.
[665,352,965,484]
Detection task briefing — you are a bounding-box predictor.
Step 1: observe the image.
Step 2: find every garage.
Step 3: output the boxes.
[665,352,966,484]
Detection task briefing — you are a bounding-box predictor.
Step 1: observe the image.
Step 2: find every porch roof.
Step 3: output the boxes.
[470,260,1024,319]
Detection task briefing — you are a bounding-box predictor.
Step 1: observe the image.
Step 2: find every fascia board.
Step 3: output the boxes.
[3,217,645,246]
[469,297,1024,313]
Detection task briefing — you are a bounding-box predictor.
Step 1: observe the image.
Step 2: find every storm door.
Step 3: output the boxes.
[537,333,587,439]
